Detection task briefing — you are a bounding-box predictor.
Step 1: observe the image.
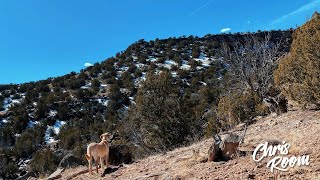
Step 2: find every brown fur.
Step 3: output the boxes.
[208,143,220,161]
[208,133,241,162]
[85,133,112,175]
[221,141,240,158]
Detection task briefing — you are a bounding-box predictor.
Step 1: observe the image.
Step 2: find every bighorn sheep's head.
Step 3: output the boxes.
[100,133,112,142]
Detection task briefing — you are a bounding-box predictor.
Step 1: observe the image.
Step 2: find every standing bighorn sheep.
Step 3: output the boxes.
[85,133,112,175]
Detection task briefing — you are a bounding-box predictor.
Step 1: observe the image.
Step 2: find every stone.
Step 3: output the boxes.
[109,144,133,165]
[47,168,64,180]
[58,153,82,168]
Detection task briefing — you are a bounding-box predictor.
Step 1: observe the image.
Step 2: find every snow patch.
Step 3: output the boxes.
[147,57,157,62]
[45,120,66,144]
[49,110,57,117]
[1,118,8,124]
[27,120,39,128]
[157,60,177,70]
[97,99,109,107]
[171,72,177,77]
[1,97,22,111]
[180,64,191,70]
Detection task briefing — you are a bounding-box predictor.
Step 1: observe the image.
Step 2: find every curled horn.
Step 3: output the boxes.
[214,134,221,145]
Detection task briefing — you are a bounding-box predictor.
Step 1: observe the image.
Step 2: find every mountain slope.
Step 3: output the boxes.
[58,110,320,180]
[0,30,293,178]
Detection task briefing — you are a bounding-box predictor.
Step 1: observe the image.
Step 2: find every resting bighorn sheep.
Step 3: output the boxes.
[208,124,247,161]
[85,133,112,175]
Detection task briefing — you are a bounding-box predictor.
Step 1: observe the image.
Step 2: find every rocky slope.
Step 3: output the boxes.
[55,110,320,180]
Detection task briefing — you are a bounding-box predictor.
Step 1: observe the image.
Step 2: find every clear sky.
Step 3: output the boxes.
[0,0,319,84]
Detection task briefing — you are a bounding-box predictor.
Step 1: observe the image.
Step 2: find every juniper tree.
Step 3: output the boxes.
[275,12,320,106]
[126,71,196,153]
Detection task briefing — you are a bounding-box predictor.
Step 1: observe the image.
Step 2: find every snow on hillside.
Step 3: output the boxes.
[180,61,191,70]
[1,96,23,112]
[147,57,157,62]
[45,120,66,144]
[97,98,109,107]
[27,119,39,128]
[158,60,177,69]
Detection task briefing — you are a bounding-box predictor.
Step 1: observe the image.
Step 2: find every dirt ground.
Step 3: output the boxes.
[57,110,320,180]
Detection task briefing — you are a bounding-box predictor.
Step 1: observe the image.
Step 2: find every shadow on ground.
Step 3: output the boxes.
[101,166,120,177]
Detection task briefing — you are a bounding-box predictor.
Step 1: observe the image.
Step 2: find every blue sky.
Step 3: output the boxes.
[0,0,319,84]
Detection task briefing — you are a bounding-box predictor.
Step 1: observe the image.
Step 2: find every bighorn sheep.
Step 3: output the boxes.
[208,124,247,161]
[85,133,112,175]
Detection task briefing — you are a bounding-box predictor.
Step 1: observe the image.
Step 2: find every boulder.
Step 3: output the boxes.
[58,153,82,168]
[109,145,133,165]
[16,171,36,180]
[47,168,64,180]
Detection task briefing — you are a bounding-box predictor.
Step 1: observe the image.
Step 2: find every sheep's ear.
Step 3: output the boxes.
[100,135,103,140]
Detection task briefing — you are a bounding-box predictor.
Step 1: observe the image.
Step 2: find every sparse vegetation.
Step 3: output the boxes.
[0,26,295,178]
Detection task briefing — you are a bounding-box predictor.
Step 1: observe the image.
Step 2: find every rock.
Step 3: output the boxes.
[233,123,247,131]
[16,171,36,180]
[247,174,255,179]
[27,178,37,180]
[287,100,301,111]
[222,133,241,143]
[305,103,320,110]
[19,170,27,177]
[109,144,133,165]
[58,153,82,168]
[47,168,64,180]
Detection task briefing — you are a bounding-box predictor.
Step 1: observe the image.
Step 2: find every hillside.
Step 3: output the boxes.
[0,29,294,178]
[56,110,320,179]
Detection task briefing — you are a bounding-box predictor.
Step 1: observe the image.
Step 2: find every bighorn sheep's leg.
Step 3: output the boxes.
[100,157,105,170]
[95,160,99,173]
[89,157,93,175]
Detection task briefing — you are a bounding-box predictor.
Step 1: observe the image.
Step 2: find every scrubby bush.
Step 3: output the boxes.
[13,125,45,158]
[91,78,101,93]
[217,90,261,129]
[35,98,48,119]
[59,125,82,150]
[30,148,59,176]
[2,163,17,179]
[0,149,18,179]
[192,46,200,58]
[57,102,69,120]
